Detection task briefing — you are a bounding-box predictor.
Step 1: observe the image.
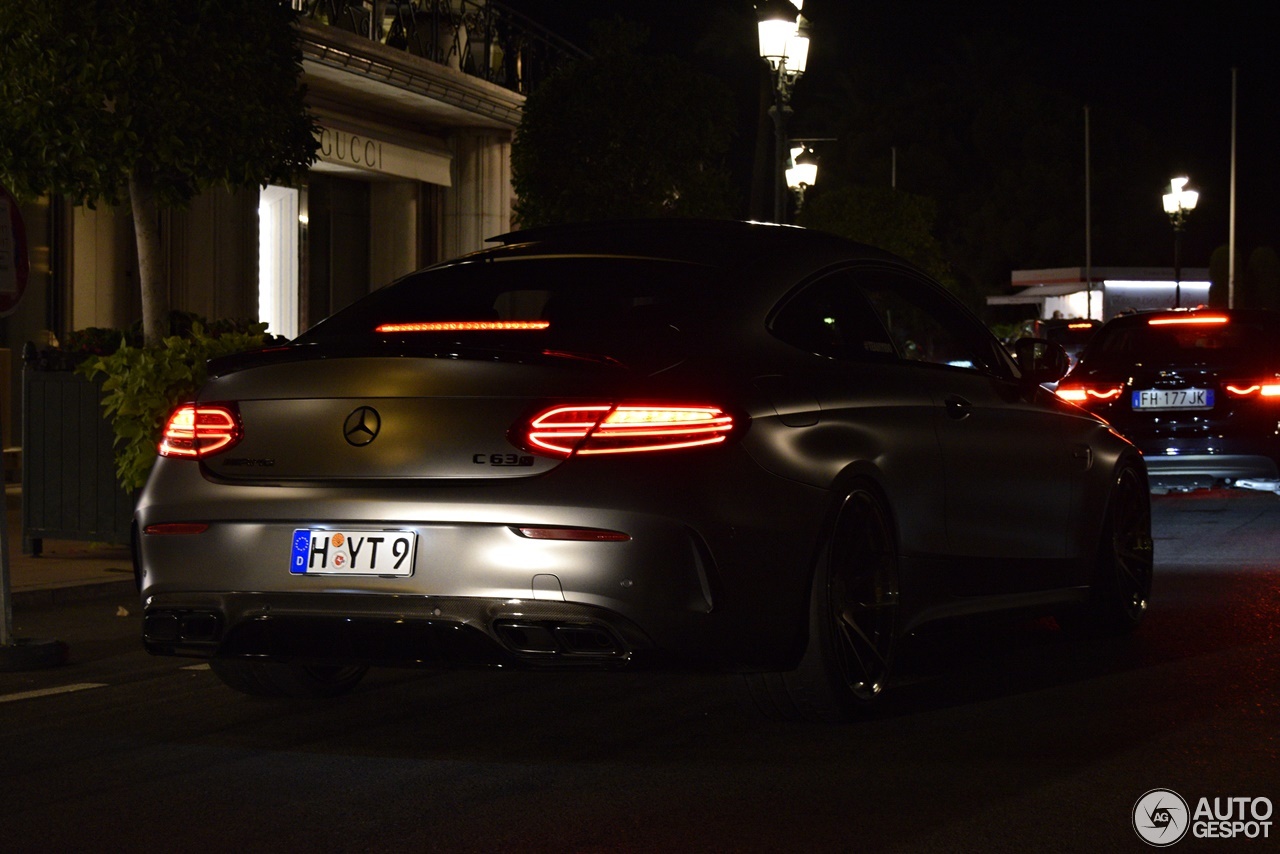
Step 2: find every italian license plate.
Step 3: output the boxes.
[290,529,416,576]
[1132,388,1213,410]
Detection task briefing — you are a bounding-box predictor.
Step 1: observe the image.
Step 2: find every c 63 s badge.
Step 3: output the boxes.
[474,453,535,467]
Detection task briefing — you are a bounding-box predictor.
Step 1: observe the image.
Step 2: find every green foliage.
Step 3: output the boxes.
[512,20,737,226]
[76,322,268,492]
[1209,245,1280,310]
[1246,248,1280,310]
[800,29,1170,306]
[799,185,956,287]
[0,0,318,208]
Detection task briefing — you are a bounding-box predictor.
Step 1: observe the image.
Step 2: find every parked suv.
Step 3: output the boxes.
[1056,308,1280,490]
[1023,317,1101,371]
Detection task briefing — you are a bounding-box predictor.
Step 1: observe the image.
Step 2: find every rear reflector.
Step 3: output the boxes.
[376,321,549,333]
[144,523,210,535]
[521,404,736,457]
[513,526,631,541]
[159,404,242,458]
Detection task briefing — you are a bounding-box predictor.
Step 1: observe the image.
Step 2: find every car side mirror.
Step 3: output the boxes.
[1014,337,1069,385]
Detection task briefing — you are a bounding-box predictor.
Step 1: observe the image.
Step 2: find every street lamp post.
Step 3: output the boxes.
[786,144,818,214]
[757,0,809,223]
[1162,176,1199,309]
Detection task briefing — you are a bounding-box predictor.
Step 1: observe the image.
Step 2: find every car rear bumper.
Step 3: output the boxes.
[1141,453,1278,489]
[142,592,661,669]
[134,453,828,671]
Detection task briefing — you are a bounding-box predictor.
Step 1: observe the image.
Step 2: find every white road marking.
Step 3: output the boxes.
[0,683,109,704]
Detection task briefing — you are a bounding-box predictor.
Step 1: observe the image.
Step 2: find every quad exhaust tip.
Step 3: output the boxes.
[144,610,223,643]
[494,621,625,657]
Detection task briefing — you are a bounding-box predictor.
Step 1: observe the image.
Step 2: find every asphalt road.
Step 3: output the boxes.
[1,489,1276,852]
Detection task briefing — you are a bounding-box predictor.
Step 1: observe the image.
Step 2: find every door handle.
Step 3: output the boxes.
[944,395,973,420]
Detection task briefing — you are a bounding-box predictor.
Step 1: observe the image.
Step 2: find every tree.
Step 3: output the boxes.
[0,0,318,345]
[512,21,737,227]
[799,185,953,283]
[1246,247,1280,310]
[795,20,1170,312]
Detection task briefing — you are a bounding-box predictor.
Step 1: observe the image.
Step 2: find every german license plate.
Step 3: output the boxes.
[290,529,416,576]
[1132,388,1213,410]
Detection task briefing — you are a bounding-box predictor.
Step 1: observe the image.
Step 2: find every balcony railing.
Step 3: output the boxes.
[294,0,585,96]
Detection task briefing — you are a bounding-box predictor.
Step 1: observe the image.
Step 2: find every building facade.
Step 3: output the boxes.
[0,1,581,447]
[988,266,1213,322]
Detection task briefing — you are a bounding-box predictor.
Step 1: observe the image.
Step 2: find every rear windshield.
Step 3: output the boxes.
[1043,324,1097,347]
[1084,318,1280,368]
[297,256,718,362]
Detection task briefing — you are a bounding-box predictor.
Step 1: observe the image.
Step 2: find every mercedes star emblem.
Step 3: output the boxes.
[343,406,381,446]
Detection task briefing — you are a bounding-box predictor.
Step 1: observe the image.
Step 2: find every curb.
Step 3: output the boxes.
[0,637,70,671]
[10,579,139,611]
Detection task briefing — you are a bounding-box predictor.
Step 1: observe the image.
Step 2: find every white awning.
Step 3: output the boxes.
[987,285,1088,305]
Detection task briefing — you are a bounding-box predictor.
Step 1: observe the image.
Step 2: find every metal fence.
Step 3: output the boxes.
[294,0,585,95]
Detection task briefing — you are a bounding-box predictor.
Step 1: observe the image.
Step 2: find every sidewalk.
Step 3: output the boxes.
[2,485,137,610]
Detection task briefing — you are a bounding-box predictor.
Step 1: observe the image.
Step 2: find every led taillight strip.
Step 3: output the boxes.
[1056,385,1124,403]
[376,320,550,333]
[1148,315,1228,326]
[524,405,735,457]
[1225,383,1280,398]
[159,404,242,458]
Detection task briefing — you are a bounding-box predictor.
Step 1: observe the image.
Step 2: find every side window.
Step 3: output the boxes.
[770,272,898,362]
[857,271,1007,375]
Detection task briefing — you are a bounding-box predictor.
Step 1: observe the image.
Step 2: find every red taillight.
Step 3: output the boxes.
[375,320,549,333]
[1148,315,1228,326]
[1056,382,1125,405]
[520,404,736,457]
[1224,380,1280,399]
[159,404,242,458]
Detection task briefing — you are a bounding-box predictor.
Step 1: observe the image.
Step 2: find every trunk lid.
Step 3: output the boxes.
[199,350,641,481]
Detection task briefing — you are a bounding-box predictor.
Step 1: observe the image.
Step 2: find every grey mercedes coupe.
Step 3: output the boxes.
[134,219,1153,722]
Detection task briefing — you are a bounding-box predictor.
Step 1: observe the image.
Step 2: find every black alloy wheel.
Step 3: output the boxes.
[744,483,901,722]
[824,487,901,703]
[1102,463,1155,628]
[1066,461,1154,636]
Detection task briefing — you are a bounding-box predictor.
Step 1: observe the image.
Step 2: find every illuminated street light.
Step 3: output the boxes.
[1162,176,1199,308]
[757,0,809,222]
[786,145,818,213]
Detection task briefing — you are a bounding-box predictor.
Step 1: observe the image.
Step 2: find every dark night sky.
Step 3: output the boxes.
[501,1,1280,269]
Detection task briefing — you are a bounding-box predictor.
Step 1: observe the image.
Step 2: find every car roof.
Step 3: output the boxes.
[481,218,906,270]
[1102,307,1280,328]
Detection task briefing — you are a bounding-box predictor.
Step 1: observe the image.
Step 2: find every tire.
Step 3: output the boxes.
[1069,461,1154,635]
[745,484,901,722]
[210,658,369,698]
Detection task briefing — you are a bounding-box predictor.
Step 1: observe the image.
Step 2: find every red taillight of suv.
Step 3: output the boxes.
[519,404,736,457]
[1224,380,1280,400]
[159,404,242,458]
[1055,382,1126,406]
